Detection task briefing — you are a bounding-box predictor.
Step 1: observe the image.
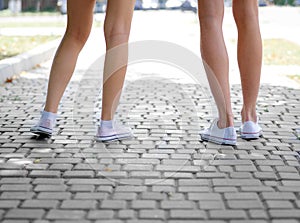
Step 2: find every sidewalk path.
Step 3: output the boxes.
[0,9,299,223]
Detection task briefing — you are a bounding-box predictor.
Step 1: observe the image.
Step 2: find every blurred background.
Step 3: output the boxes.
[0,0,300,86]
[1,0,300,14]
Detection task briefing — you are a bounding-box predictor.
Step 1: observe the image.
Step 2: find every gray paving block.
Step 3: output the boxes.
[61,200,97,209]
[34,184,67,192]
[21,200,59,209]
[269,209,300,218]
[169,210,207,219]
[5,209,45,219]
[87,210,114,219]
[0,192,35,200]
[0,184,32,191]
[131,200,156,209]
[37,192,72,200]
[46,210,86,220]
[209,210,247,219]
[0,200,20,208]
[161,200,194,209]
[139,209,165,220]
[118,209,135,219]
[227,200,264,209]
[100,200,127,209]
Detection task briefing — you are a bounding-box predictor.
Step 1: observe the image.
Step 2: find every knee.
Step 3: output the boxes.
[65,26,90,46]
[104,19,131,41]
[198,13,223,32]
[233,5,259,28]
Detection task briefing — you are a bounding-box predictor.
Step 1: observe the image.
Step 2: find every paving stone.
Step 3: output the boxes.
[87,210,114,219]
[46,210,86,220]
[0,184,32,191]
[261,192,297,200]
[0,192,35,200]
[139,210,165,220]
[32,178,65,185]
[67,179,115,186]
[0,170,28,177]
[74,192,108,200]
[29,170,61,178]
[161,200,194,209]
[115,185,147,192]
[212,179,262,186]
[37,192,72,200]
[100,200,127,209]
[269,209,300,218]
[140,192,167,200]
[5,209,45,219]
[188,193,221,201]
[34,184,67,192]
[227,200,264,209]
[61,200,97,209]
[21,200,59,209]
[224,192,260,200]
[131,200,156,209]
[1,220,30,223]
[169,210,207,219]
[69,184,95,192]
[0,200,20,208]
[112,192,137,200]
[249,210,269,219]
[63,171,95,178]
[199,200,225,210]
[118,209,135,219]
[265,200,294,209]
[0,178,31,184]
[209,210,247,219]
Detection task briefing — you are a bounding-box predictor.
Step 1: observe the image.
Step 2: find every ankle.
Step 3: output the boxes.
[218,114,234,128]
[100,119,113,128]
[241,107,257,123]
[41,110,57,120]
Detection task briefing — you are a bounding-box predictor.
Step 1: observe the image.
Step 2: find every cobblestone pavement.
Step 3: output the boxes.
[1,9,300,223]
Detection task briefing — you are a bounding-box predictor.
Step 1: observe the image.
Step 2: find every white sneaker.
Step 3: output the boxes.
[95,123,133,142]
[30,118,54,137]
[200,119,237,145]
[240,121,262,139]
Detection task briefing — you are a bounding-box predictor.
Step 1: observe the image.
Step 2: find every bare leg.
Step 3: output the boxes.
[233,0,262,123]
[101,0,135,121]
[198,0,233,128]
[44,0,95,113]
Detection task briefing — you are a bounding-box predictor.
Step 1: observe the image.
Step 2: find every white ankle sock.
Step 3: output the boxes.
[39,110,57,127]
[100,120,113,128]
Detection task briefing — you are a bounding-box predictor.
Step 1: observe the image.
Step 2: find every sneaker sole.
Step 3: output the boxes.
[240,131,262,140]
[201,134,236,146]
[30,127,52,137]
[95,133,133,142]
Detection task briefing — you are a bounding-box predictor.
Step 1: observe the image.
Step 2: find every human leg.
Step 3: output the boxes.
[31,0,95,136]
[233,0,262,139]
[233,0,262,123]
[198,0,234,128]
[198,0,236,145]
[96,0,135,142]
[44,0,95,113]
[101,0,135,121]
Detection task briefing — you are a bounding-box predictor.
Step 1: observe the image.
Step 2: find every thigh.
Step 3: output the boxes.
[66,0,95,36]
[232,0,258,21]
[198,0,224,22]
[106,0,135,21]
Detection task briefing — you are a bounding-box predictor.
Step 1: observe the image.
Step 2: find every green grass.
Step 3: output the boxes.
[288,74,300,84]
[263,39,300,65]
[0,36,60,60]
